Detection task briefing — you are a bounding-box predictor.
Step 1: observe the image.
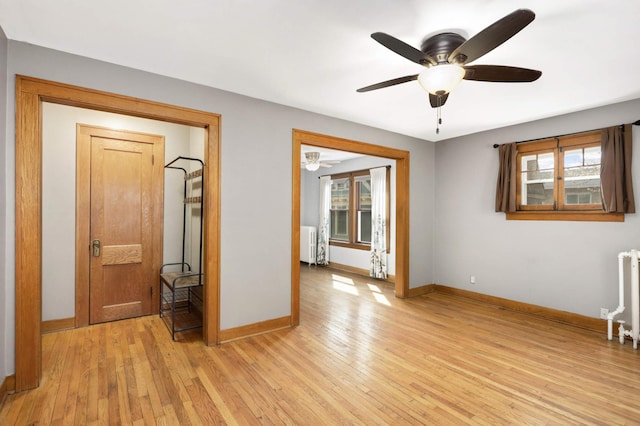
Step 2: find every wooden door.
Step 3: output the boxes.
[76,125,164,325]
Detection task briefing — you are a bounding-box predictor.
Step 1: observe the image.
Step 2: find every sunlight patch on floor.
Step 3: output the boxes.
[332,281,359,295]
[367,284,381,293]
[332,274,354,285]
[372,292,391,306]
[330,273,390,302]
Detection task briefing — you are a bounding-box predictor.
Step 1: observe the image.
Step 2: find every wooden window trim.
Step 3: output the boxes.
[514,130,607,220]
[516,138,557,153]
[330,240,372,251]
[558,130,600,147]
[506,211,623,222]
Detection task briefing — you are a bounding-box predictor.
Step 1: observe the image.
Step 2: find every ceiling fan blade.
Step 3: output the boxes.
[429,92,449,108]
[464,65,541,82]
[371,32,436,65]
[448,9,535,64]
[357,74,418,93]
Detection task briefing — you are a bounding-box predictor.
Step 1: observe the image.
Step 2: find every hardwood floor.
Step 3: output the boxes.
[3,266,640,424]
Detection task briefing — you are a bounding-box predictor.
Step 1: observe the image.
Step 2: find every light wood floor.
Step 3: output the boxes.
[3,266,640,425]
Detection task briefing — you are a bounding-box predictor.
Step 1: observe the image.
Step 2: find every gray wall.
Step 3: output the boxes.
[1,40,435,375]
[434,99,640,321]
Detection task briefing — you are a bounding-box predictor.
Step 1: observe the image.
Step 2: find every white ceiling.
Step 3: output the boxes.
[1,0,639,142]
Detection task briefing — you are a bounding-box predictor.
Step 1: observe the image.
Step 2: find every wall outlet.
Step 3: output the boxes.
[470,275,476,284]
[600,308,609,319]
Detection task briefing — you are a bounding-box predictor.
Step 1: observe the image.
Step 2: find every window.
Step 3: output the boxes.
[499,125,633,222]
[516,131,604,212]
[329,168,389,250]
[355,176,372,243]
[330,178,350,241]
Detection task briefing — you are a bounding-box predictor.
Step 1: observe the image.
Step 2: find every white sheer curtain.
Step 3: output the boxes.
[369,167,387,279]
[317,175,331,265]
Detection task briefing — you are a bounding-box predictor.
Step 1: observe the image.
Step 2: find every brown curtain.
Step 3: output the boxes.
[495,142,517,212]
[601,124,635,213]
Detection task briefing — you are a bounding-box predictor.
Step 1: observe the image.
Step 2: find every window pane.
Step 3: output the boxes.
[521,152,554,206]
[331,179,349,210]
[584,146,601,165]
[564,147,601,205]
[358,211,371,243]
[564,149,583,168]
[330,210,349,240]
[536,152,554,172]
[358,179,371,209]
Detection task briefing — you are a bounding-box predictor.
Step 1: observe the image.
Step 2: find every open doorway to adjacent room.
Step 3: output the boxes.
[291,129,410,325]
[14,76,220,391]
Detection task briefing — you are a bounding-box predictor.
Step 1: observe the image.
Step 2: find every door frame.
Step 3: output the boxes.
[76,124,165,326]
[15,75,221,391]
[291,129,410,325]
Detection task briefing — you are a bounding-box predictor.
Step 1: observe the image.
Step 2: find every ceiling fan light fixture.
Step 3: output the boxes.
[418,64,465,95]
[304,151,321,171]
[305,162,320,171]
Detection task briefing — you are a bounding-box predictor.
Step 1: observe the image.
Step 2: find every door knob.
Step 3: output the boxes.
[92,239,101,257]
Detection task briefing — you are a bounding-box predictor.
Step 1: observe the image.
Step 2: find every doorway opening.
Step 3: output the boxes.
[291,129,410,325]
[41,103,206,329]
[15,75,221,391]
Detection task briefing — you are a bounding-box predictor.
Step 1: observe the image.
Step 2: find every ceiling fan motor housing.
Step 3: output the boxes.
[420,32,466,65]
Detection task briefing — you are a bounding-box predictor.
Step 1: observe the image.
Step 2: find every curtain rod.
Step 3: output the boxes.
[492,121,640,149]
[317,164,391,179]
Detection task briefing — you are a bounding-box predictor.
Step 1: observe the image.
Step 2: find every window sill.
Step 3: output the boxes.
[506,211,624,222]
[329,240,392,253]
[329,240,370,251]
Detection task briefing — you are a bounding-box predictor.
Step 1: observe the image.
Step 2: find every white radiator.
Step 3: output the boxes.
[608,249,640,348]
[300,226,317,265]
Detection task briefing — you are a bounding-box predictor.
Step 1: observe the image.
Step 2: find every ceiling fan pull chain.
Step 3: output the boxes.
[436,103,442,134]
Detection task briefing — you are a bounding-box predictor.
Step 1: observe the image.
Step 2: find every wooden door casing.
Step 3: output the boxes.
[16,75,220,392]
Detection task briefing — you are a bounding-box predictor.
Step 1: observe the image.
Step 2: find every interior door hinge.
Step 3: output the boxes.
[152,154,155,165]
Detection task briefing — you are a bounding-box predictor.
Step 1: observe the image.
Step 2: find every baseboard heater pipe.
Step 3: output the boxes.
[608,249,640,348]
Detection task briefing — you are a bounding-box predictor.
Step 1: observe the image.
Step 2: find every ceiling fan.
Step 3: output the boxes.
[301,151,340,171]
[357,8,542,126]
